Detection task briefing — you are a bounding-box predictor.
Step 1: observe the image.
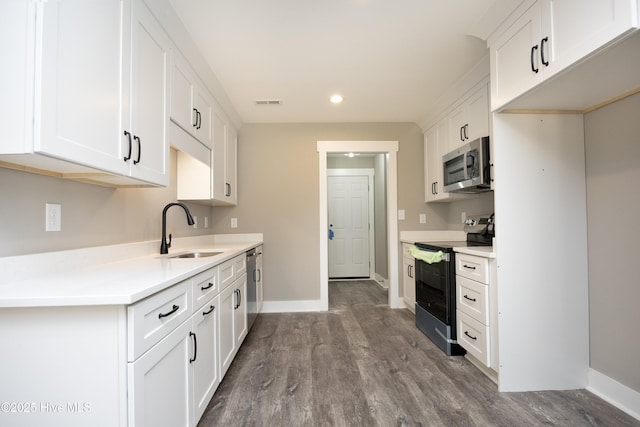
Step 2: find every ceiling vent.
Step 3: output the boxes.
[254,99,282,106]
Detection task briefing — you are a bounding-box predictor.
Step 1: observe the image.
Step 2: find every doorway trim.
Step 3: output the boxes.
[318,140,401,311]
[328,169,376,280]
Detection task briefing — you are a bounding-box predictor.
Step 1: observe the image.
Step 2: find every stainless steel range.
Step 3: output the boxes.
[413,215,494,355]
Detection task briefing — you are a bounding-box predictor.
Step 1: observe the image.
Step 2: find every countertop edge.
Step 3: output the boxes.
[0,235,263,308]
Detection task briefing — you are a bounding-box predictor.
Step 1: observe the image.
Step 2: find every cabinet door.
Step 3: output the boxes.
[256,250,263,313]
[218,281,237,377]
[425,119,463,202]
[37,0,130,176]
[212,109,227,201]
[225,124,238,204]
[170,54,196,136]
[402,257,415,313]
[128,319,192,427]
[234,274,248,347]
[192,296,220,423]
[490,2,544,110]
[448,105,468,150]
[128,0,169,186]
[194,88,214,148]
[465,85,489,141]
[1,1,36,154]
[540,0,638,79]
[424,123,442,202]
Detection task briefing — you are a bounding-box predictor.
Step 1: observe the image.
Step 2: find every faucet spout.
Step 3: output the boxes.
[160,202,195,254]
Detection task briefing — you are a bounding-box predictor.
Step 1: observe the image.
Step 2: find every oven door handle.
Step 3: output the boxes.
[435,327,458,344]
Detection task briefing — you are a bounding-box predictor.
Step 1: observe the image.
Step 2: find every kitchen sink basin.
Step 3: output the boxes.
[169,251,224,259]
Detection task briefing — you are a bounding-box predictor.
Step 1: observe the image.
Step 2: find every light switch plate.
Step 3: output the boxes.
[398,210,405,220]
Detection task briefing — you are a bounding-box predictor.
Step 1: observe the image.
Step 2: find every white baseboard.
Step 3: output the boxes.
[587,369,640,421]
[261,299,323,313]
[374,273,389,289]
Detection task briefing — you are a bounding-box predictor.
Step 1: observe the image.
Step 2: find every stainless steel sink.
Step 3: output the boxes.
[169,251,223,259]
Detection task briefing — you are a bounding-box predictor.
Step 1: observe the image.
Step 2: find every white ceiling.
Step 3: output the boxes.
[169,0,495,125]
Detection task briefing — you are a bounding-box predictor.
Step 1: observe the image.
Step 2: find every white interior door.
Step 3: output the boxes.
[328,175,370,278]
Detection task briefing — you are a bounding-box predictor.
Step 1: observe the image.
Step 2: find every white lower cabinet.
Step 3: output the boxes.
[128,295,220,427]
[219,273,248,377]
[401,243,416,313]
[128,254,249,426]
[128,319,193,427]
[192,295,220,422]
[0,251,256,427]
[455,252,498,372]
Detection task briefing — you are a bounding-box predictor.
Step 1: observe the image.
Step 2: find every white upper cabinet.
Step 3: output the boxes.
[490,2,545,110]
[176,108,238,206]
[127,0,170,185]
[541,0,639,79]
[490,0,639,110]
[0,0,170,186]
[37,0,131,177]
[212,109,238,205]
[448,85,490,150]
[170,52,214,149]
[424,119,470,203]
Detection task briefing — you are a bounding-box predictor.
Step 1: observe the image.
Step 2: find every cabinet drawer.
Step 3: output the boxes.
[219,254,246,290]
[457,310,490,367]
[192,266,218,312]
[456,276,489,325]
[402,243,413,260]
[456,253,489,283]
[128,280,191,361]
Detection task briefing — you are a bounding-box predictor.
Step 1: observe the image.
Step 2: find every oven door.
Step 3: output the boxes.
[415,256,453,325]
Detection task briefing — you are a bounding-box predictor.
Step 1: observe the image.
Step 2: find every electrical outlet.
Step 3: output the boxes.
[46,203,61,232]
[461,211,467,223]
[204,217,208,228]
[419,214,426,224]
[398,210,405,220]
[192,216,198,229]
[231,218,238,228]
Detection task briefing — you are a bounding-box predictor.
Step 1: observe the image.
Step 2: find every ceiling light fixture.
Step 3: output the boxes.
[330,94,343,104]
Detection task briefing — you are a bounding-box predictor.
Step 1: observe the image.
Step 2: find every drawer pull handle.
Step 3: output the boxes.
[463,295,477,302]
[189,332,197,363]
[158,304,179,319]
[201,282,214,291]
[464,331,477,341]
[463,264,476,270]
[202,305,215,316]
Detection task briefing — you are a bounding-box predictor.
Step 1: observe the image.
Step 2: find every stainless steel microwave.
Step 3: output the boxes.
[442,136,491,193]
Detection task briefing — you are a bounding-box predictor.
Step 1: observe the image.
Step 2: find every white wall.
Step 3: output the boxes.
[585,92,640,393]
[0,150,213,257]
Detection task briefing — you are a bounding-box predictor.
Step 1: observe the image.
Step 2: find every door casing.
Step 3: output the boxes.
[318,141,401,310]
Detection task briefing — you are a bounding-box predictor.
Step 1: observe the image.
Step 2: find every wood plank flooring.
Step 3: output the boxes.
[198,280,639,426]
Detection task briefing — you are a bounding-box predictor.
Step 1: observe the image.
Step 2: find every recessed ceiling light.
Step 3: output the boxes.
[330,94,343,104]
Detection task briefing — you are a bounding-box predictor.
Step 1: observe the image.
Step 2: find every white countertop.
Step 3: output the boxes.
[453,245,496,258]
[0,234,262,308]
[400,230,496,258]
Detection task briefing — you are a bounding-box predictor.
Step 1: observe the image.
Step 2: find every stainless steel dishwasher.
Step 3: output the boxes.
[246,248,259,329]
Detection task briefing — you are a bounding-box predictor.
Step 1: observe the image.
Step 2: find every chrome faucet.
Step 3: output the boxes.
[160,202,195,254]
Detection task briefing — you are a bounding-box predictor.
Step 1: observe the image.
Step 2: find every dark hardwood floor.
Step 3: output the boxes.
[198,280,639,426]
